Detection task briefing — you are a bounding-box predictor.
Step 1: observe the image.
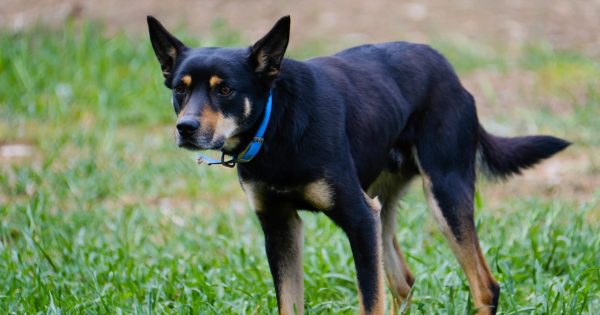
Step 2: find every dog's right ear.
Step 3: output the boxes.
[147,16,187,79]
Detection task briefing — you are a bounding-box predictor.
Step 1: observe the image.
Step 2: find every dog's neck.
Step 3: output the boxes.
[234,59,316,171]
[221,91,275,158]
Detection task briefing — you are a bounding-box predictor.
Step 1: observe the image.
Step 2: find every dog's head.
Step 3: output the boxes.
[147,16,290,152]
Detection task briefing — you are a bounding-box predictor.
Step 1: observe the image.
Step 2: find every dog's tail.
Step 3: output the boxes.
[478,126,570,179]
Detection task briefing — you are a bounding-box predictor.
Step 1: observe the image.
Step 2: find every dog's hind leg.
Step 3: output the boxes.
[410,85,501,314]
[255,201,304,315]
[414,131,500,314]
[368,171,416,309]
[418,170,499,315]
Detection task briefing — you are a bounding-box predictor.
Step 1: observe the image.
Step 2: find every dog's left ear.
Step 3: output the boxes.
[249,15,290,80]
[147,16,187,80]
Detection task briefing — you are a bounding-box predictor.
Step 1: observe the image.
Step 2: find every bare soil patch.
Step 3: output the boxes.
[3,0,600,56]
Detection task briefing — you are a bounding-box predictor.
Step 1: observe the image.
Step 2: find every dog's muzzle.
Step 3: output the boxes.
[175,118,223,151]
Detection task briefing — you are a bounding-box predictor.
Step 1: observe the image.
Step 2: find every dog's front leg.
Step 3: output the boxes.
[327,189,386,315]
[256,205,304,315]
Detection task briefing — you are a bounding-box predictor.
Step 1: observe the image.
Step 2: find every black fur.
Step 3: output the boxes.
[148,15,569,314]
[479,127,571,179]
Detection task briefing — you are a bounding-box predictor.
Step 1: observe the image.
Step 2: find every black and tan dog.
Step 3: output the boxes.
[147,15,569,314]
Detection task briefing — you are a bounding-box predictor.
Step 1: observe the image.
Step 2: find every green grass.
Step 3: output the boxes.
[1,22,599,314]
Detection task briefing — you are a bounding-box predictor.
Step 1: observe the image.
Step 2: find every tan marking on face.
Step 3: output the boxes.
[243,97,252,118]
[182,75,192,87]
[222,136,241,152]
[209,75,222,88]
[215,115,238,140]
[200,106,239,145]
[200,106,219,132]
[303,179,334,210]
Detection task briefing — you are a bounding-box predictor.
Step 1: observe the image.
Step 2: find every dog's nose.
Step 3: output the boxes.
[176,118,200,136]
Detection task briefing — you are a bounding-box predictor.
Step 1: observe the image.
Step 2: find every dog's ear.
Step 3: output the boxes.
[147,16,187,79]
[249,15,290,80]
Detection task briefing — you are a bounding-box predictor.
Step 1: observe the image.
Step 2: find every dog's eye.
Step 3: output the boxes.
[218,86,233,96]
[174,85,186,95]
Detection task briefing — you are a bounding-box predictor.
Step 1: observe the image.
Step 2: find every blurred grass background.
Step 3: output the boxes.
[1,3,599,314]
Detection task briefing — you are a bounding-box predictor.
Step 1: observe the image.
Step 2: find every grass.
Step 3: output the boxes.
[1,21,599,314]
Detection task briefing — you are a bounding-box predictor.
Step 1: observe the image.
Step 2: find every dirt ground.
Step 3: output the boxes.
[1,0,598,205]
[2,0,600,56]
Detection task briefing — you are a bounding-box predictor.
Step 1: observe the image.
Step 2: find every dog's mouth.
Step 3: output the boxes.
[177,138,224,151]
[178,140,203,151]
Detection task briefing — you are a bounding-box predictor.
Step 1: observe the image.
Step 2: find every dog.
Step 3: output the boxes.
[147,15,569,314]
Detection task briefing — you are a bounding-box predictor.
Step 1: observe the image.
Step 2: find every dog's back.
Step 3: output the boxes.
[281,41,568,188]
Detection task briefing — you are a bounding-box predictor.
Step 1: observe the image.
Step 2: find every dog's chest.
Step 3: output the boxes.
[240,178,335,211]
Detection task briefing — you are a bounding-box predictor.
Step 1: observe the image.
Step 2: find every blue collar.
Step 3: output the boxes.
[196,91,273,167]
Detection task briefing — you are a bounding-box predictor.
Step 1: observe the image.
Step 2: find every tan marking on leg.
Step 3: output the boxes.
[240,180,264,211]
[181,74,192,87]
[459,244,499,315]
[369,171,415,306]
[303,179,334,210]
[363,191,381,213]
[209,75,222,88]
[383,231,413,302]
[243,97,252,118]
[358,191,386,315]
[277,213,304,315]
[412,147,453,235]
[390,238,414,314]
[358,290,365,315]
[416,155,499,315]
[421,174,453,235]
